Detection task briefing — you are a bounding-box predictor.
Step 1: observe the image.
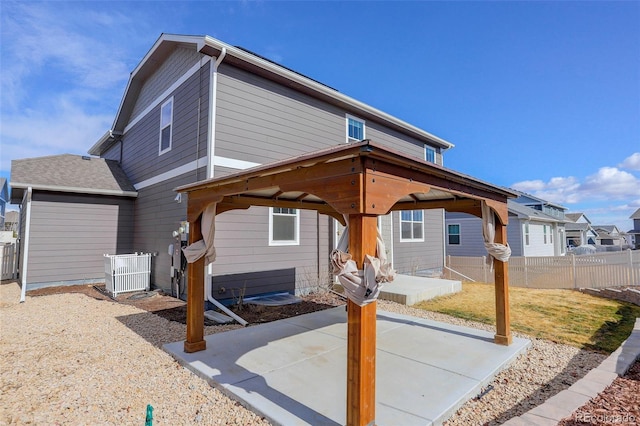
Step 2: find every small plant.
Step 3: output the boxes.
[300,265,333,295]
[230,282,247,311]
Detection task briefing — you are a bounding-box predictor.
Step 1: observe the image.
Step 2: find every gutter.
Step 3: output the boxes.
[10,182,137,198]
[20,187,32,303]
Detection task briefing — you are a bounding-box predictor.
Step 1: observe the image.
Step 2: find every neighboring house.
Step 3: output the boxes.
[19,33,457,297]
[592,225,625,249]
[564,212,597,247]
[512,191,566,220]
[9,154,136,289]
[3,210,19,233]
[0,178,7,230]
[445,194,567,258]
[627,208,640,249]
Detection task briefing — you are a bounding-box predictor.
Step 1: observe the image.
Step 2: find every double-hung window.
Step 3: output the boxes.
[425,145,436,163]
[346,115,365,143]
[269,207,299,245]
[447,224,460,245]
[524,223,530,245]
[400,210,424,242]
[159,97,173,155]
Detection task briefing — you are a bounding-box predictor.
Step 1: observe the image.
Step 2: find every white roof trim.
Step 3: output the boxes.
[10,182,138,198]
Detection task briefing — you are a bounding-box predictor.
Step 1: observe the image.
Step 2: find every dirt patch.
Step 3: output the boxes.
[27,284,346,326]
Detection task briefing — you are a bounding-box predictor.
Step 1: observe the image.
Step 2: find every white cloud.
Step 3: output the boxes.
[1,98,112,171]
[1,2,145,112]
[513,167,640,205]
[619,152,640,171]
[509,179,546,192]
[0,2,154,175]
[513,151,640,207]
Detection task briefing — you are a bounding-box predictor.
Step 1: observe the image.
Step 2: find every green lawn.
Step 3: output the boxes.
[414,282,640,353]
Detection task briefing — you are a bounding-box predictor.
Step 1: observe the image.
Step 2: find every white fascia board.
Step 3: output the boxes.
[9,182,137,198]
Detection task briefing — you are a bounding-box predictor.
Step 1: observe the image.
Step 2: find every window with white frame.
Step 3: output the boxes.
[425,145,436,163]
[543,225,548,244]
[524,223,530,245]
[269,207,299,245]
[447,224,460,245]
[346,115,365,143]
[400,210,424,242]
[159,97,173,154]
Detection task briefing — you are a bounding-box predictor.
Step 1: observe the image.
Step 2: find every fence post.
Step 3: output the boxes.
[523,256,528,287]
[482,256,487,283]
[572,254,577,288]
[629,249,633,287]
[446,255,450,279]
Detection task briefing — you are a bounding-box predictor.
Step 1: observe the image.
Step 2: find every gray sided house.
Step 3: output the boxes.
[87,33,454,300]
[0,178,8,229]
[564,212,598,248]
[629,208,640,249]
[10,155,136,289]
[445,195,568,258]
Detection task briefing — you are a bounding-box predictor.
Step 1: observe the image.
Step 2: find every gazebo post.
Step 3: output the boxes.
[346,214,378,426]
[184,213,207,353]
[493,219,512,345]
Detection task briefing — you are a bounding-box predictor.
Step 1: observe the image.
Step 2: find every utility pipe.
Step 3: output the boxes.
[19,187,32,303]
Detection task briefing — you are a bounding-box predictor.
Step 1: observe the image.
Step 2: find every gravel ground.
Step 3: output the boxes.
[0,282,611,425]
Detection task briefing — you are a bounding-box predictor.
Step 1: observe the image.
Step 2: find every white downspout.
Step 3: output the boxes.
[20,187,32,303]
[205,280,248,326]
[202,48,245,325]
[441,209,446,272]
[207,47,226,179]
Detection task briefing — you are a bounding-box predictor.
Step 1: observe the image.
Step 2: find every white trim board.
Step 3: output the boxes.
[134,156,261,190]
[124,57,211,134]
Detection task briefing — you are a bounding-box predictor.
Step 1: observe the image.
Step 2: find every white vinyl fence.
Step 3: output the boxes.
[104,253,151,297]
[1,243,18,280]
[445,250,640,289]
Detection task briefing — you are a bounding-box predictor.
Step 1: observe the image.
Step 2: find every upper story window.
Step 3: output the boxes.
[400,210,424,242]
[159,97,173,155]
[425,145,436,163]
[346,115,365,143]
[269,207,299,246]
[447,224,460,245]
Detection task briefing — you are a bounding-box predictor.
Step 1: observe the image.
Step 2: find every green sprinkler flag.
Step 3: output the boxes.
[145,404,153,426]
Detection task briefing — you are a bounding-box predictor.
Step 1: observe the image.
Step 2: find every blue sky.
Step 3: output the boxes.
[1,1,639,231]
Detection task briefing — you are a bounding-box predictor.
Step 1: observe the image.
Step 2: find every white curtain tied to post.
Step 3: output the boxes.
[182,203,217,265]
[481,200,511,269]
[330,219,396,306]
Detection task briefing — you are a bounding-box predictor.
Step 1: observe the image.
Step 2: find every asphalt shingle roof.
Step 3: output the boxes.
[10,154,136,202]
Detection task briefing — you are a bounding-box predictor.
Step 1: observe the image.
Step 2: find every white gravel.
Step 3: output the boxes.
[1,282,607,425]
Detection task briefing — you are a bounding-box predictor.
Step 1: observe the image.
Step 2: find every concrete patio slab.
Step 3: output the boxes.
[378,274,461,306]
[164,306,530,426]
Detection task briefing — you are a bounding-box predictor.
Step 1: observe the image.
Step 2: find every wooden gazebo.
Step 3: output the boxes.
[176,140,515,426]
